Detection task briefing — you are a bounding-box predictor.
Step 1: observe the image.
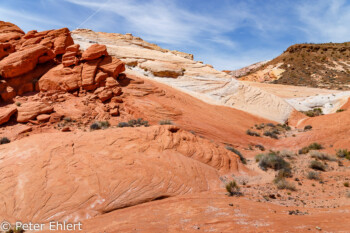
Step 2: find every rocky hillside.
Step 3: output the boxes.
[236,42,350,90]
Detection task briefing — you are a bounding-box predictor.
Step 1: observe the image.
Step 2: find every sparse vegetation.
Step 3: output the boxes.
[0,137,11,145]
[117,118,149,128]
[301,108,323,117]
[63,117,72,122]
[309,160,326,171]
[304,125,312,131]
[336,149,350,160]
[310,151,336,161]
[307,171,321,180]
[226,146,246,164]
[90,121,110,130]
[336,109,345,113]
[273,177,296,191]
[344,182,349,188]
[263,130,279,139]
[159,119,173,125]
[5,227,24,233]
[299,142,324,154]
[246,129,260,137]
[15,102,21,107]
[255,151,291,172]
[225,180,241,196]
[255,144,265,151]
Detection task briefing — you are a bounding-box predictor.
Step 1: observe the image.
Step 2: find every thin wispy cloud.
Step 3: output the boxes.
[0,0,349,70]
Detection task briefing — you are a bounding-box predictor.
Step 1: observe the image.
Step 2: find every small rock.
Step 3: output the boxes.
[61,127,71,132]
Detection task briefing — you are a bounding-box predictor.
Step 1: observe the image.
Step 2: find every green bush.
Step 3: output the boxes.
[90,121,110,131]
[309,160,326,171]
[336,149,350,160]
[304,125,312,131]
[336,109,345,113]
[117,118,149,128]
[307,171,321,180]
[246,129,260,137]
[226,146,246,164]
[299,142,323,154]
[263,131,278,139]
[310,151,336,161]
[159,119,173,125]
[0,137,10,145]
[302,108,323,117]
[255,152,291,172]
[273,177,296,191]
[225,180,241,196]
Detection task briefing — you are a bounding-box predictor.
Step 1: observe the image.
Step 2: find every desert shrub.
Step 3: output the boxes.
[118,118,149,128]
[344,182,349,187]
[5,227,24,233]
[128,118,149,127]
[299,142,323,154]
[225,180,241,196]
[255,144,265,151]
[279,150,295,159]
[255,123,265,130]
[277,167,293,178]
[15,102,21,107]
[256,152,291,172]
[159,119,173,125]
[263,131,278,139]
[302,108,323,117]
[336,109,345,113]
[63,117,72,122]
[273,177,296,191]
[117,122,130,128]
[309,160,326,171]
[0,137,10,145]
[226,146,246,164]
[90,121,110,131]
[277,123,291,131]
[307,171,321,180]
[266,123,275,127]
[246,129,260,137]
[304,125,312,131]
[310,151,336,161]
[336,149,350,160]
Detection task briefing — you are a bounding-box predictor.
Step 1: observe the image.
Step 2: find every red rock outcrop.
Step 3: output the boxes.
[0,44,51,78]
[16,101,54,123]
[0,125,242,223]
[81,43,107,60]
[0,105,17,125]
[0,21,24,43]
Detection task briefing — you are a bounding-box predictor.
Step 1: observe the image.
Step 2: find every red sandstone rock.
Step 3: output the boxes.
[110,108,119,116]
[39,64,83,92]
[99,55,125,78]
[17,102,54,123]
[82,59,101,90]
[0,44,50,78]
[0,106,17,125]
[0,43,15,60]
[1,86,16,102]
[95,87,113,102]
[66,44,80,52]
[36,114,51,122]
[95,70,108,84]
[81,44,107,60]
[0,21,24,43]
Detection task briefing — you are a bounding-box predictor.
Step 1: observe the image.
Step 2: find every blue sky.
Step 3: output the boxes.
[1,0,350,70]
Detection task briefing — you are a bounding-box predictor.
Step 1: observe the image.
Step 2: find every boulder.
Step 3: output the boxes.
[81,44,107,60]
[66,44,80,53]
[39,64,83,92]
[17,102,54,123]
[62,51,79,67]
[36,114,51,122]
[1,86,16,102]
[0,106,17,125]
[95,70,108,84]
[0,21,24,43]
[139,60,184,78]
[0,44,50,78]
[0,43,15,60]
[105,77,119,88]
[99,55,125,78]
[95,87,113,102]
[48,28,74,55]
[81,59,101,90]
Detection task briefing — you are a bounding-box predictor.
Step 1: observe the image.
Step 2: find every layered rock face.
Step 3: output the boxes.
[0,21,125,126]
[0,125,243,223]
[72,29,294,123]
